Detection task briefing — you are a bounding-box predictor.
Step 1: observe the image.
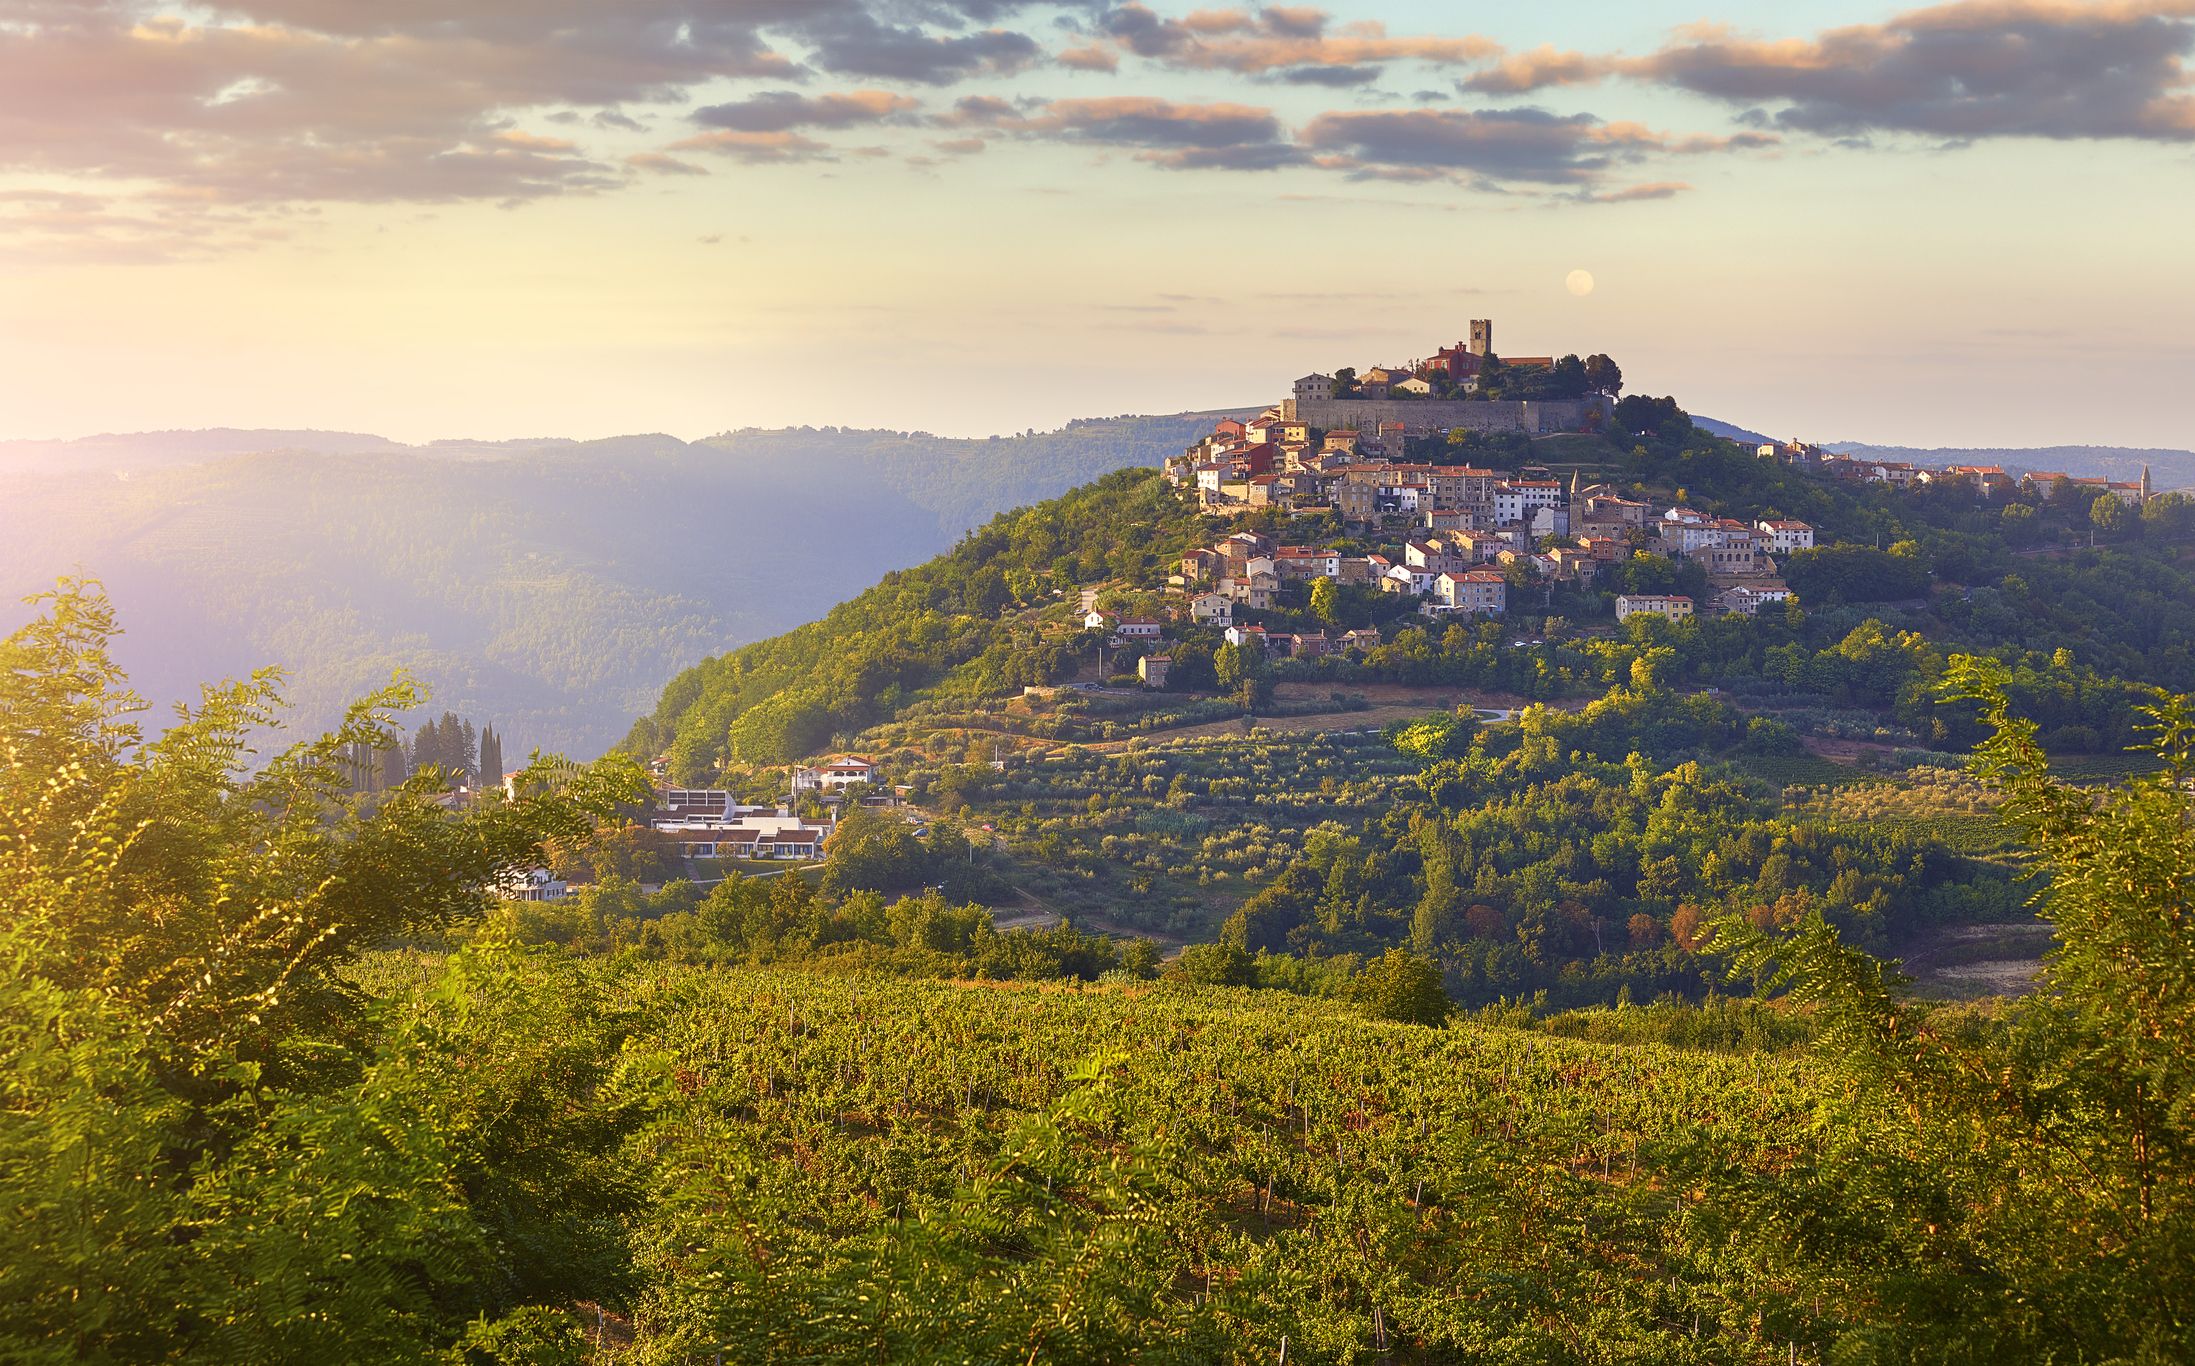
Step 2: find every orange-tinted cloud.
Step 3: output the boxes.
[1097,3,1498,74]
[1298,107,1770,186]
[692,90,922,133]
[1465,1,2195,142]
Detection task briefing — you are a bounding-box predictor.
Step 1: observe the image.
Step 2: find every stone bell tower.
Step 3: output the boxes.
[1468,319,1493,357]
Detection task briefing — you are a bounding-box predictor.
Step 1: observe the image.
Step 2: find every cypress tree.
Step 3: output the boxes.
[478,726,503,788]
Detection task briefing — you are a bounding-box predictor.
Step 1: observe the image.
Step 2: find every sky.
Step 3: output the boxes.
[2,0,2193,448]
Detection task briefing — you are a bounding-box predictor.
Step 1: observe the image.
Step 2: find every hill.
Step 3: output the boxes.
[0,412,1238,756]
[1685,419,2195,492]
[1824,439,2195,490]
[628,404,2195,989]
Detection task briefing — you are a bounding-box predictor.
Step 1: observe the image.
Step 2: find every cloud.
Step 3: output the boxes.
[0,188,294,264]
[799,12,1044,84]
[1465,2,2195,143]
[1057,42,1122,72]
[1295,106,1778,190]
[1095,4,1498,74]
[1578,180,1692,203]
[1301,107,1662,185]
[941,95,1027,127]
[1460,45,1613,96]
[668,130,836,163]
[1014,96,1308,168]
[626,151,710,175]
[0,0,1072,235]
[1274,64,1380,87]
[692,90,922,132]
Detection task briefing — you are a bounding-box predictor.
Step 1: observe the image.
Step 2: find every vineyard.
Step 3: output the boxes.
[359,952,1839,1362]
[927,730,1421,937]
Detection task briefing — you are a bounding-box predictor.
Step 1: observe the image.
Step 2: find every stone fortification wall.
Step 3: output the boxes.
[1283,396,1604,436]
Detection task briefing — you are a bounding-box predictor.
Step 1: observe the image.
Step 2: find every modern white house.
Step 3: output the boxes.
[498,867,571,903]
[792,755,877,793]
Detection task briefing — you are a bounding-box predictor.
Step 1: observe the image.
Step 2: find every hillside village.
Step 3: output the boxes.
[582,325,2170,894]
[1133,324,2162,659]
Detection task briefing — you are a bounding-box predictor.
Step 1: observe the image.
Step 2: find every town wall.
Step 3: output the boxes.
[1282,396,1604,436]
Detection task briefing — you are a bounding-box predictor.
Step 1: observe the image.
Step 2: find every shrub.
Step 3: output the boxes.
[1352,948,1451,1026]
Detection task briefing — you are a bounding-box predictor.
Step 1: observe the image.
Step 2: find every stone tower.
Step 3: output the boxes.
[1468,319,1493,357]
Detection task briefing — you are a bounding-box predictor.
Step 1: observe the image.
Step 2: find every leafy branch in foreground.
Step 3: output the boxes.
[1,581,654,1362]
[1698,654,2195,1361]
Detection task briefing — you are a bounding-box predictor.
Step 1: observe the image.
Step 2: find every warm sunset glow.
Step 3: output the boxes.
[0,1,2189,446]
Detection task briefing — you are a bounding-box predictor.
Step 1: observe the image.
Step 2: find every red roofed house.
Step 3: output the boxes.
[1756,519,1815,553]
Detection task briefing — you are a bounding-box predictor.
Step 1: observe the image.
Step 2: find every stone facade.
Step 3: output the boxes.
[1282,396,1605,436]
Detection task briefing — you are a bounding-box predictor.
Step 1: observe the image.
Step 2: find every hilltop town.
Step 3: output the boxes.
[576,323,2174,897]
[1141,322,2161,657]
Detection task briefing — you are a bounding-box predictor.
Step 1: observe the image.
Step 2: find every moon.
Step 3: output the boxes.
[1566,269,1596,297]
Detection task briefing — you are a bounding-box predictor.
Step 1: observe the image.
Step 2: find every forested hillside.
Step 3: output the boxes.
[629,406,2195,997]
[0,412,1233,755]
[640,419,2195,781]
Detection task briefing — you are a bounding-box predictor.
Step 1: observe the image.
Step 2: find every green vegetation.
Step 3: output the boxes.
[8,589,2193,1361]
[615,411,2195,1001]
[627,468,1213,779]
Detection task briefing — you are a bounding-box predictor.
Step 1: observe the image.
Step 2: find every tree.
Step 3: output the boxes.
[1706,659,2195,1359]
[1583,353,1624,395]
[1173,942,1256,987]
[1168,640,1217,692]
[819,805,937,897]
[1213,642,1272,710]
[550,821,681,885]
[1611,394,1690,444]
[1308,576,1342,626]
[1386,710,1477,762]
[1549,354,1589,399]
[1784,544,1932,604]
[2090,491,2134,539]
[0,581,649,1361]
[477,724,505,787]
[1352,949,1451,1026]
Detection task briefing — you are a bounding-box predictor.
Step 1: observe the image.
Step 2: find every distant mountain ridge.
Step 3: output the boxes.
[0,412,1244,757]
[1821,442,2194,491]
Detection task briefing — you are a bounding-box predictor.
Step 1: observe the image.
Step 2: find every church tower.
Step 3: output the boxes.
[1468,319,1493,357]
